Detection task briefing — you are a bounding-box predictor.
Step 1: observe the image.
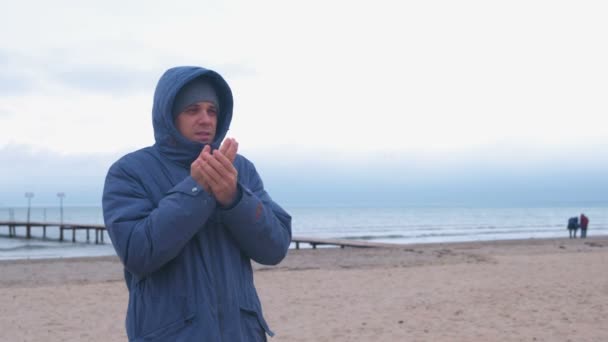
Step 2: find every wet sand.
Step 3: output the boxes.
[1,236,607,341]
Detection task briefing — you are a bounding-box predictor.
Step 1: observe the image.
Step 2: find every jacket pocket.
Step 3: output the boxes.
[132,294,196,341]
[240,306,273,340]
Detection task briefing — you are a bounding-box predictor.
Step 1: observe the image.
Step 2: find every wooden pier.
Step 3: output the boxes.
[0,221,398,249]
[292,236,399,249]
[0,221,106,244]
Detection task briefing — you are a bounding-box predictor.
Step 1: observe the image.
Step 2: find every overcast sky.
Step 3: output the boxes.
[1,0,607,207]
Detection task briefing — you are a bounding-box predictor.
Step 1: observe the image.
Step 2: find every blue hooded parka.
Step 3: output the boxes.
[102,66,292,341]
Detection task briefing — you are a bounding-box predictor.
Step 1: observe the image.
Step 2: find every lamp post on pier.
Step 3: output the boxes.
[57,192,66,225]
[25,192,34,239]
[25,192,34,223]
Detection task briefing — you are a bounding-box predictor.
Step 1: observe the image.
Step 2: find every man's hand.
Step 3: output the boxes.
[201,143,239,207]
[191,145,212,193]
[191,138,240,207]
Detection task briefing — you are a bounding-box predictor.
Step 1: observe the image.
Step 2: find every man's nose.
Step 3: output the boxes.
[197,112,212,124]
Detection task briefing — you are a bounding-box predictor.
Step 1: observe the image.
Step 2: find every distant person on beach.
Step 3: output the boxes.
[102,66,292,341]
[567,216,579,239]
[580,213,589,238]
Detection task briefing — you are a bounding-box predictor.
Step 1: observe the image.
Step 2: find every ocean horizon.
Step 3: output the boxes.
[1,204,606,260]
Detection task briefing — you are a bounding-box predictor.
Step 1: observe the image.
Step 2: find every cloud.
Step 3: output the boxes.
[0,47,163,97]
[51,62,258,95]
[1,0,607,206]
[0,144,120,206]
[0,108,12,118]
[0,59,37,95]
[247,144,608,206]
[0,45,258,99]
[0,75,31,95]
[51,65,158,95]
[1,142,607,208]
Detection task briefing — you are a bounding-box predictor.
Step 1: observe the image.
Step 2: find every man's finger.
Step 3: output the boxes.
[226,139,238,162]
[203,150,235,179]
[191,160,212,192]
[220,138,238,163]
[219,138,232,156]
[198,144,211,160]
[200,151,222,183]
[200,158,223,186]
[213,150,238,173]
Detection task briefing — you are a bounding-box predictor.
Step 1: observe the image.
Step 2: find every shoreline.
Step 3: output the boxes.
[1,236,606,286]
[1,233,606,262]
[1,236,607,341]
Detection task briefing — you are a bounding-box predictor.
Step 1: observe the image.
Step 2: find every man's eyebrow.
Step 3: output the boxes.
[185,103,200,109]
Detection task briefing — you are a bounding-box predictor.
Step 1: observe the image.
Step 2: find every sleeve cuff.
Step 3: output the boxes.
[218,183,244,210]
[219,183,260,225]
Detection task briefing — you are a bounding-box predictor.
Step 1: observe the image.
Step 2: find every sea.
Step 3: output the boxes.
[0,205,606,260]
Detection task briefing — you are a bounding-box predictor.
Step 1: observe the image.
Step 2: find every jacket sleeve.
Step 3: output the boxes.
[220,160,292,265]
[102,160,216,278]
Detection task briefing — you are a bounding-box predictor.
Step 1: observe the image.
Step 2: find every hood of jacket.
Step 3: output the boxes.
[152,66,233,166]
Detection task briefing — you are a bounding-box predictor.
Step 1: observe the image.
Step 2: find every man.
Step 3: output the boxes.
[102,66,292,341]
[580,213,589,238]
[567,216,578,239]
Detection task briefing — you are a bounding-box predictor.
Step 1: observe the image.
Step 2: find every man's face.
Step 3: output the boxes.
[175,101,218,144]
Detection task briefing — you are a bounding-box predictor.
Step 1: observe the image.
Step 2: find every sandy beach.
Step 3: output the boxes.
[1,236,607,341]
